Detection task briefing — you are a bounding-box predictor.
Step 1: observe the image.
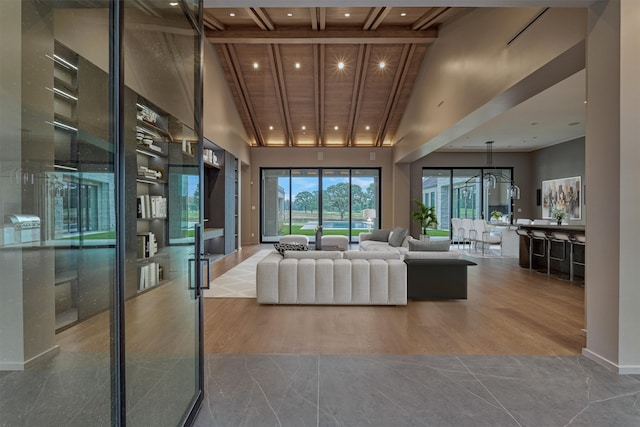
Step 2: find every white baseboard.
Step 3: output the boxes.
[0,345,60,371]
[582,348,640,374]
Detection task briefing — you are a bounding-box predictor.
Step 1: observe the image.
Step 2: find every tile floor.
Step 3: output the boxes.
[194,354,640,427]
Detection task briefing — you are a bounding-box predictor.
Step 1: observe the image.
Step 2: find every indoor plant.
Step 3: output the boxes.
[412,199,438,238]
[551,207,567,225]
[490,210,503,222]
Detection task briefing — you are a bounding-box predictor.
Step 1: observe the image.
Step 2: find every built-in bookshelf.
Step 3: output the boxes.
[203,139,238,257]
[135,100,170,293]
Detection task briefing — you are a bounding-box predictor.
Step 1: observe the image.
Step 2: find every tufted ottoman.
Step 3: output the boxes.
[320,235,349,251]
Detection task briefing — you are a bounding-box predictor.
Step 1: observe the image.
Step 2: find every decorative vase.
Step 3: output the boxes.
[557,219,562,226]
[315,230,322,250]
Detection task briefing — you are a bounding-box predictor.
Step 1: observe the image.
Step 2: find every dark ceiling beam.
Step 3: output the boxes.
[205,28,438,44]
[313,44,324,146]
[203,11,225,31]
[363,7,392,30]
[347,45,370,147]
[268,45,293,146]
[319,7,326,31]
[245,7,275,31]
[376,44,416,147]
[220,44,264,146]
[311,7,318,30]
[411,7,450,31]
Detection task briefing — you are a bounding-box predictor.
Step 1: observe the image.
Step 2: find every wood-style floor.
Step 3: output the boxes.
[203,245,585,356]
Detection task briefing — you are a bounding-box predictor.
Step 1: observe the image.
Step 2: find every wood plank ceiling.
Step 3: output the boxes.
[204,6,467,147]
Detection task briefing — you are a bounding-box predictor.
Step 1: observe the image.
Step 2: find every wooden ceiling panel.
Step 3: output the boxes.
[353,45,404,146]
[278,45,316,146]
[206,6,465,147]
[379,7,436,27]
[209,8,256,27]
[384,44,429,145]
[324,7,373,28]
[323,44,360,146]
[265,8,313,28]
[233,44,285,144]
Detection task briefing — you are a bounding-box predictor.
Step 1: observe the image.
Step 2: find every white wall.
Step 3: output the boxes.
[393,7,586,164]
[202,41,251,165]
[583,0,640,374]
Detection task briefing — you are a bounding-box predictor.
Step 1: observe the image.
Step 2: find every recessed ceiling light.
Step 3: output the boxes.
[400,12,407,17]
[269,126,273,130]
[344,13,350,17]
[229,12,235,17]
[301,126,306,130]
[365,126,370,131]
[531,122,538,126]
[295,62,301,69]
[337,62,345,70]
[287,13,293,17]
[334,126,339,130]
[253,62,259,69]
[169,2,178,6]
[379,61,386,69]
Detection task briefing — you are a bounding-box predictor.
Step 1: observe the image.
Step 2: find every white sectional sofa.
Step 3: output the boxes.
[256,250,407,305]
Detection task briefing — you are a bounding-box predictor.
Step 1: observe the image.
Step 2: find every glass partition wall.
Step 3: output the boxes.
[0,1,204,426]
[262,168,380,243]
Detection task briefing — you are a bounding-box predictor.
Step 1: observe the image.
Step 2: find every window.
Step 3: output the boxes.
[261,168,380,242]
[422,167,515,237]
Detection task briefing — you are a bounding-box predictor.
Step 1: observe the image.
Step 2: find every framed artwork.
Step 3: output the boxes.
[541,176,581,220]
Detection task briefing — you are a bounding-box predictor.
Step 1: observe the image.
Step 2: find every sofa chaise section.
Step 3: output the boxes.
[256,251,407,305]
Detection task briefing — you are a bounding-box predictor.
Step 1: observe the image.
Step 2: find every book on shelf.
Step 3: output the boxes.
[137,232,157,258]
[138,262,161,291]
[137,195,166,219]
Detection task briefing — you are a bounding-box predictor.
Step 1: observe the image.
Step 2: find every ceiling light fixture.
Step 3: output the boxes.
[344,13,350,17]
[365,126,370,130]
[337,62,345,70]
[169,2,178,6]
[334,126,339,130]
[287,13,293,17]
[379,61,386,69]
[269,126,274,130]
[401,12,407,17]
[301,126,306,130]
[229,12,235,17]
[253,62,259,69]
[295,62,301,69]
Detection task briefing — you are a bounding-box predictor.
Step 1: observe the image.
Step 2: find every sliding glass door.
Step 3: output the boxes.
[321,169,350,238]
[423,167,514,237]
[261,168,380,243]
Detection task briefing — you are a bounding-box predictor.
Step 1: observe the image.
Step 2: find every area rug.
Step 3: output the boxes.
[203,249,273,298]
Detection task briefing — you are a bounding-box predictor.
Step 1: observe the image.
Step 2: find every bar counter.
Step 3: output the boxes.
[518,224,585,279]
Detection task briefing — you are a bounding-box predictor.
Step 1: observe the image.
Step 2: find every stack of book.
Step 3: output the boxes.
[137,232,158,259]
[138,262,162,291]
[203,148,218,165]
[137,165,163,180]
[137,195,167,219]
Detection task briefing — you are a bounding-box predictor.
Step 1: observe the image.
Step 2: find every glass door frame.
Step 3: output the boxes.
[260,167,381,243]
[112,1,204,425]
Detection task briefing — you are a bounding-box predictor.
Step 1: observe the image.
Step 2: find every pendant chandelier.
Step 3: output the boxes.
[463,141,521,199]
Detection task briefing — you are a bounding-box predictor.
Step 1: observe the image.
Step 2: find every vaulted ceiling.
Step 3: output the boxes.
[203,7,469,147]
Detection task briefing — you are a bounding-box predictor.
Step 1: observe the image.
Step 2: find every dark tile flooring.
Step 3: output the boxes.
[194,354,640,427]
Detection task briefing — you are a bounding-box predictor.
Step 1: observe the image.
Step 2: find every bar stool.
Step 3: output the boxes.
[570,234,586,281]
[548,231,571,278]
[516,228,533,269]
[530,229,549,273]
